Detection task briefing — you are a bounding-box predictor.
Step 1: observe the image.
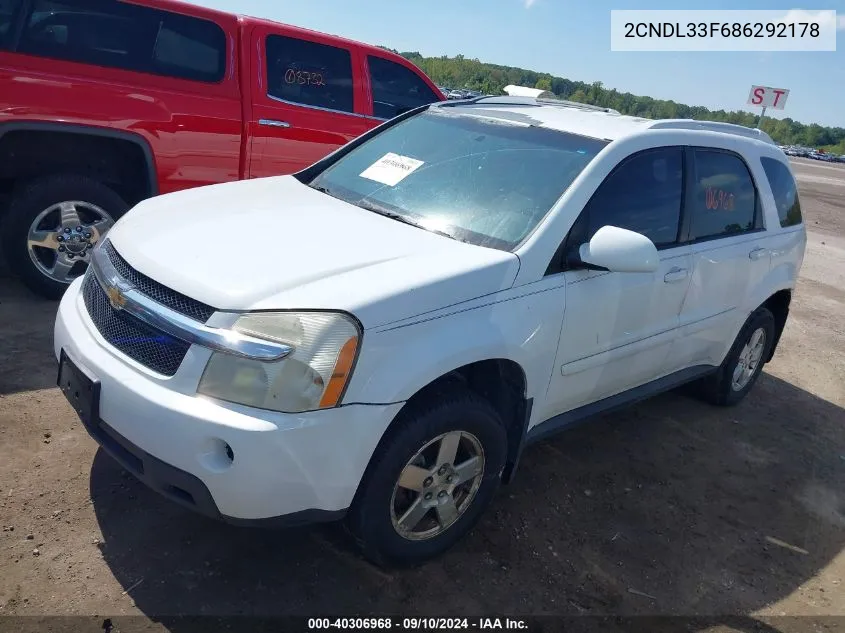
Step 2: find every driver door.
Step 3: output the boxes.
[541,147,693,419]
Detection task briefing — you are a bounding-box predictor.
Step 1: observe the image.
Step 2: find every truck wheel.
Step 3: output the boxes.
[697,308,776,407]
[347,388,507,567]
[1,174,129,299]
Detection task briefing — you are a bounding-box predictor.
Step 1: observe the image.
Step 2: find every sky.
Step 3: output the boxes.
[186,0,845,129]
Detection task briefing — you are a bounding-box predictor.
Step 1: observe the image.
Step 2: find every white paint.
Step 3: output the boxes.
[359,152,424,186]
[54,102,806,527]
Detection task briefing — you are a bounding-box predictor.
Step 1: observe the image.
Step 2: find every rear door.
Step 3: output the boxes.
[673,148,771,370]
[247,26,369,178]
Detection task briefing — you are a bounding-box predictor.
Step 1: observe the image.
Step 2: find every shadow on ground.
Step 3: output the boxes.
[0,277,59,395]
[89,372,845,620]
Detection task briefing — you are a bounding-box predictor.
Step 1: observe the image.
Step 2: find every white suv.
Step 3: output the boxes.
[54,97,806,566]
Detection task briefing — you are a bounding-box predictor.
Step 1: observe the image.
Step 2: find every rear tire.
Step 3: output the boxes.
[347,388,507,568]
[696,307,775,406]
[1,174,128,300]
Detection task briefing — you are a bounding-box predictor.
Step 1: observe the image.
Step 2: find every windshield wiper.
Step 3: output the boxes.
[355,200,459,242]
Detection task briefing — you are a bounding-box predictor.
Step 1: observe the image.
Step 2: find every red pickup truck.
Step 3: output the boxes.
[0,0,444,298]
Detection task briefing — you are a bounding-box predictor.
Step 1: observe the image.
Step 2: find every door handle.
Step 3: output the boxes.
[749,247,769,261]
[663,267,689,283]
[259,119,291,128]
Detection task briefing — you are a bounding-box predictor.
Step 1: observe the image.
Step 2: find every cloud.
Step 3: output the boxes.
[777,9,843,31]
[524,0,537,7]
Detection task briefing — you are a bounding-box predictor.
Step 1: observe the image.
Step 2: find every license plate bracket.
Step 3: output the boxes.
[57,350,101,431]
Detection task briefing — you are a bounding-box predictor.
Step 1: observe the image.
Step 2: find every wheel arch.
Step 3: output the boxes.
[0,122,158,210]
[761,288,791,363]
[363,358,533,490]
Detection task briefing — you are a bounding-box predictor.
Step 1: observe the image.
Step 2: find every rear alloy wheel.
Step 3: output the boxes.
[696,307,775,406]
[2,175,128,299]
[347,389,507,567]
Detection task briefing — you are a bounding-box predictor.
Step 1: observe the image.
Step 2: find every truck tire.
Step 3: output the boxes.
[347,388,507,567]
[696,307,776,407]
[2,174,129,299]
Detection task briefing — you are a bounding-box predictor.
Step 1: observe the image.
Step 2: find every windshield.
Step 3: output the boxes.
[308,108,608,250]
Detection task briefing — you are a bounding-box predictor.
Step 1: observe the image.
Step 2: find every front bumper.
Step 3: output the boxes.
[55,277,404,523]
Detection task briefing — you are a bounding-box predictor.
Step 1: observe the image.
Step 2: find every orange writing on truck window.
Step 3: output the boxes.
[705,187,735,211]
[284,68,326,86]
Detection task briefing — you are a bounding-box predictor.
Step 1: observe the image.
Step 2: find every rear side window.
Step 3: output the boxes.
[0,0,23,50]
[266,35,354,114]
[689,150,758,241]
[760,157,803,227]
[16,0,226,82]
[368,56,442,119]
[571,147,684,250]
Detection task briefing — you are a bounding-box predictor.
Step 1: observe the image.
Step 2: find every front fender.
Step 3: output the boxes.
[343,284,567,413]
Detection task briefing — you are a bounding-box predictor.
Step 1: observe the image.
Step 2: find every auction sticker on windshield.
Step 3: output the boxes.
[360,153,424,186]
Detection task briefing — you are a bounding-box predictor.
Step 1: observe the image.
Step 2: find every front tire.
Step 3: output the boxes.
[1,174,128,299]
[698,307,776,406]
[347,388,507,567]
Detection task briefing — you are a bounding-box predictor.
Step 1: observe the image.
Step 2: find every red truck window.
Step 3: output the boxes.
[367,55,442,119]
[266,34,354,114]
[0,0,23,49]
[14,0,226,83]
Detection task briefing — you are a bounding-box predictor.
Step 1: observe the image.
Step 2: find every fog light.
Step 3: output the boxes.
[198,438,235,473]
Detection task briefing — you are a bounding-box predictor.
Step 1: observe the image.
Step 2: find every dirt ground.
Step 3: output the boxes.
[0,158,843,628]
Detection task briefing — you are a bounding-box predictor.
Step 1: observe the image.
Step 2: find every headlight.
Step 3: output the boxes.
[197,311,361,413]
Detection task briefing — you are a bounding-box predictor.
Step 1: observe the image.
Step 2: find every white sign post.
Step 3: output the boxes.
[747,85,789,129]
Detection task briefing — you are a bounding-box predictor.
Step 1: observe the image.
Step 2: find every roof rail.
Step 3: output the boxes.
[648,120,776,144]
[440,95,621,115]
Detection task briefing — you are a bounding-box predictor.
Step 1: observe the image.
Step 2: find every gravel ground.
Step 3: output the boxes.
[0,158,843,629]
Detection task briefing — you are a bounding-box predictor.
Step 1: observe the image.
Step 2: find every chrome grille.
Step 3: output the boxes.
[82,273,190,376]
[103,241,215,323]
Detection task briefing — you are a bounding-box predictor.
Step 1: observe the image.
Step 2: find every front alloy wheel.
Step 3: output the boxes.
[347,388,507,567]
[2,174,128,299]
[391,431,485,540]
[27,200,114,285]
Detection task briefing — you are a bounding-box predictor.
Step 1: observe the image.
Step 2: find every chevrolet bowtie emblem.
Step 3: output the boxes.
[106,284,128,310]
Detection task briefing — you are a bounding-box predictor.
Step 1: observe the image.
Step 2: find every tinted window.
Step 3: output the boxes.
[308,109,607,250]
[689,150,757,240]
[0,0,22,50]
[17,0,225,82]
[575,148,684,249]
[368,55,442,119]
[266,35,354,114]
[761,157,802,227]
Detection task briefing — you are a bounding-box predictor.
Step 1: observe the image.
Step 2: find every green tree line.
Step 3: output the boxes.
[394,51,845,154]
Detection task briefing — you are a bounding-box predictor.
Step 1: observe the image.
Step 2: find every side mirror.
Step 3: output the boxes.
[577,225,659,273]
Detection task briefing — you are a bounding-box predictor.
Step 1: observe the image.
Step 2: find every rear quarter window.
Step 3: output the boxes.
[15,0,226,83]
[760,157,803,228]
[368,55,442,119]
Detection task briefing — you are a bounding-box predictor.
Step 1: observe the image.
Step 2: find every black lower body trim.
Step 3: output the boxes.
[525,365,717,446]
[87,417,346,529]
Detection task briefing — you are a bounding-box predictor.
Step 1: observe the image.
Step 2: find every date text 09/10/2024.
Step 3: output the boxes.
[307,618,529,630]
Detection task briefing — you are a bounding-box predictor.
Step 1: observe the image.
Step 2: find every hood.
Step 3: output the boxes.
[106,176,520,328]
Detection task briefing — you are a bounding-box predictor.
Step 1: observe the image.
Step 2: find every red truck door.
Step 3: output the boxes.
[246,24,371,178]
